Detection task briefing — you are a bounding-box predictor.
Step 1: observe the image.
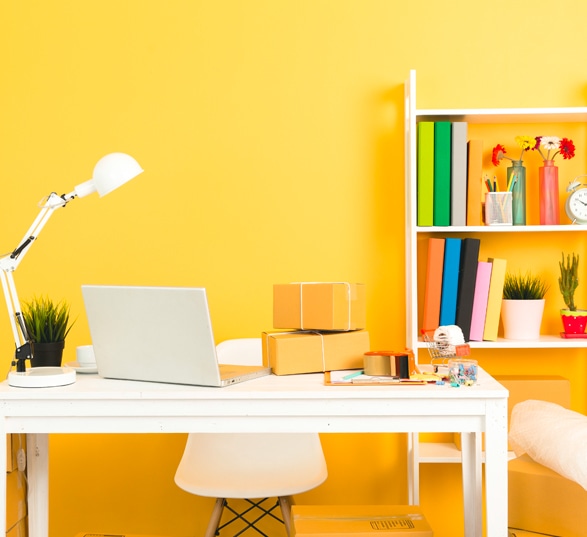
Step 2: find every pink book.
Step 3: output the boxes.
[469,261,492,341]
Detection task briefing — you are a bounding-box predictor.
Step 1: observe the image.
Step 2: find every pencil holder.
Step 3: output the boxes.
[484,192,513,226]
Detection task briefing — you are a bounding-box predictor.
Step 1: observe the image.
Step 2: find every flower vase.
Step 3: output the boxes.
[539,160,559,225]
[507,160,526,225]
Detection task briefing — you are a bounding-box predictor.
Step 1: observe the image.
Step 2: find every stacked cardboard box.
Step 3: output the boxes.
[291,505,433,536]
[6,434,27,537]
[264,283,370,375]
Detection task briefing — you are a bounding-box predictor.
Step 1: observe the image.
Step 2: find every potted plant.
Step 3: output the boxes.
[558,252,587,335]
[21,295,75,367]
[501,271,549,340]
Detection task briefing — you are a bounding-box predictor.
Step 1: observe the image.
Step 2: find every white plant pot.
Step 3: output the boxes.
[501,299,545,340]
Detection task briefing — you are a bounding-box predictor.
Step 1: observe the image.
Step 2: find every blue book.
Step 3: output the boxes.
[439,238,462,325]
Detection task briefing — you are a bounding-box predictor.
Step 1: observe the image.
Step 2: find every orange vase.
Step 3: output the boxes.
[539,160,559,225]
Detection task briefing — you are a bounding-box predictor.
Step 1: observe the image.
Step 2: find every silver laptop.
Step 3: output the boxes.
[81,285,271,387]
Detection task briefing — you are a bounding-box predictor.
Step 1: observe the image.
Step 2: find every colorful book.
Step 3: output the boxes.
[466,139,484,226]
[469,261,492,341]
[455,238,481,341]
[439,238,462,326]
[417,122,435,226]
[433,122,451,226]
[422,238,445,332]
[451,122,468,226]
[483,258,507,341]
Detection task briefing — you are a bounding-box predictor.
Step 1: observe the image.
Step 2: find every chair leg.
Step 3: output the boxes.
[204,498,226,537]
[278,496,294,537]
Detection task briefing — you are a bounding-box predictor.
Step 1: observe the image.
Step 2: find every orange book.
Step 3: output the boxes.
[422,237,445,332]
[467,140,484,226]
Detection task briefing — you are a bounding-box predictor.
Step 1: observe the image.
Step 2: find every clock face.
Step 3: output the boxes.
[566,188,587,224]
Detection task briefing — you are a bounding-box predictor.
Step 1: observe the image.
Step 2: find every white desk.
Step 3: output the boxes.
[0,368,508,537]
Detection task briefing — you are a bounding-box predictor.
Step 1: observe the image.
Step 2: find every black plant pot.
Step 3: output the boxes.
[30,340,65,367]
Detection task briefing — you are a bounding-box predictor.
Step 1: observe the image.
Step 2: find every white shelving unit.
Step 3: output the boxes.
[404,69,587,503]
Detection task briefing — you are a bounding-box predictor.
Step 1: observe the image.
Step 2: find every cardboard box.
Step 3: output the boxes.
[508,529,559,537]
[6,470,27,532]
[509,454,586,537]
[6,435,25,473]
[73,534,171,537]
[454,375,571,450]
[263,330,369,375]
[291,505,433,536]
[273,283,366,331]
[7,517,27,537]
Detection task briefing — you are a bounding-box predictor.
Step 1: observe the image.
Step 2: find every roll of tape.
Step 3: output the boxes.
[364,351,410,379]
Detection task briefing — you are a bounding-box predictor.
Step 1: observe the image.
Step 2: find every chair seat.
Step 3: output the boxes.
[175,432,327,498]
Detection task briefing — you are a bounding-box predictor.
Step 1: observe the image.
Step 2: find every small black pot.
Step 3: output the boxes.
[30,340,65,367]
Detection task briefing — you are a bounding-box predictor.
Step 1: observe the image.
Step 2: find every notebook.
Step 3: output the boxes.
[81,285,271,387]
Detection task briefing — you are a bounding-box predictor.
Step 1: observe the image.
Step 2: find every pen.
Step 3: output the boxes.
[342,370,364,380]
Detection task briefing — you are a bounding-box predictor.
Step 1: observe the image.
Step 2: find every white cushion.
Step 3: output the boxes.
[509,399,587,491]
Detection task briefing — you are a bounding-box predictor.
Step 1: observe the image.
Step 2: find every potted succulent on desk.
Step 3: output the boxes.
[501,271,549,340]
[22,295,75,367]
[559,252,587,335]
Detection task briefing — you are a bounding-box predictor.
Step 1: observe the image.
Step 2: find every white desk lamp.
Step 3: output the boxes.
[0,152,143,387]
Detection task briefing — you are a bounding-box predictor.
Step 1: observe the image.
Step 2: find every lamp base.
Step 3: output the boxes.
[8,366,76,388]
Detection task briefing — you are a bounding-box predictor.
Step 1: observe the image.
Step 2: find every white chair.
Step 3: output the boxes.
[174,338,328,537]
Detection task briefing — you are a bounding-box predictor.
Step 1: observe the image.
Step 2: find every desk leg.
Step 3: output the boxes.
[27,433,49,537]
[407,433,420,505]
[484,399,508,537]
[0,419,6,534]
[460,432,482,537]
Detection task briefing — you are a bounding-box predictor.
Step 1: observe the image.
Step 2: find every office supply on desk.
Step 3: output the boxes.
[82,285,271,387]
[324,370,428,386]
[0,153,143,388]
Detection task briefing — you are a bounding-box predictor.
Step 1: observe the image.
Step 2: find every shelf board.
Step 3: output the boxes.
[415,225,587,233]
[415,107,587,123]
[417,442,517,463]
[418,334,587,350]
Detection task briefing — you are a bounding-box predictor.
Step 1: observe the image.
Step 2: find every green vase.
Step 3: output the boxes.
[507,160,526,225]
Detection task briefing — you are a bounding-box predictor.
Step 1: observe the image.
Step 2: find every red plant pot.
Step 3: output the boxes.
[561,310,587,335]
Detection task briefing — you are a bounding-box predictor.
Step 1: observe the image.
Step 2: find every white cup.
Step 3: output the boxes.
[76,345,96,368]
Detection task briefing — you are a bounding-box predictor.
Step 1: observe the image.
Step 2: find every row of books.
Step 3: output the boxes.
[422,237,506,342]
[417,121,483,227]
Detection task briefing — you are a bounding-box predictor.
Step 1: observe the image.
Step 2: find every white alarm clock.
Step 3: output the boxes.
[566,177,587,224]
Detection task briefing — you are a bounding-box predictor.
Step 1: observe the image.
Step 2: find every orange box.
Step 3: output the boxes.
[454,375,570,451]
[6,517,27,537]
[509,454,587,537]
[273,283,366,331]
[6,470,27,532]
[262,330,369,375]
[291,505,433,536]
[6,435,25,473]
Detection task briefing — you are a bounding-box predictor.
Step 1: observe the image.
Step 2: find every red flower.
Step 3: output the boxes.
[492,144,507,166]
[559,137,576,160]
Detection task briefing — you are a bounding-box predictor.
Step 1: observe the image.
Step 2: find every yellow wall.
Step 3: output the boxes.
[1,1,586,536]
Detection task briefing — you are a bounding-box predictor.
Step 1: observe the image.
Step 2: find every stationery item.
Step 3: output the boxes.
[363,351,413,379]
[485,192,513,225]
[469,261,492,341]
[81,285,270,387]
[455,237,481,341]
[451,122,468,226]
[466,139,484,225]
[483,258,507,341]
[439,238,462,326]
[433,121,451,226]
[422,237,445,332]
[324,370,428,386]
[417,121,435,226]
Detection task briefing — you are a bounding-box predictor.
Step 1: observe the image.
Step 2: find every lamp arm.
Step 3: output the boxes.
[0,192,74,371]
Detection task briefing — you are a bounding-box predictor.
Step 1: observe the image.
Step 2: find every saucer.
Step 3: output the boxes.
[65,361,98,374]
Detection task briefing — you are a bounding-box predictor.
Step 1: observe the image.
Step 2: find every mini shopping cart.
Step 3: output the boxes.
[421,328,471,374]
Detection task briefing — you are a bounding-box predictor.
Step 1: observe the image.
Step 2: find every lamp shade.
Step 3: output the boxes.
[92,152,144,197]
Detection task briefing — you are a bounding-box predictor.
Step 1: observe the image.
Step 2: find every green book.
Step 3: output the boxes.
[433,121,451,226]
[417,122,434,226]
